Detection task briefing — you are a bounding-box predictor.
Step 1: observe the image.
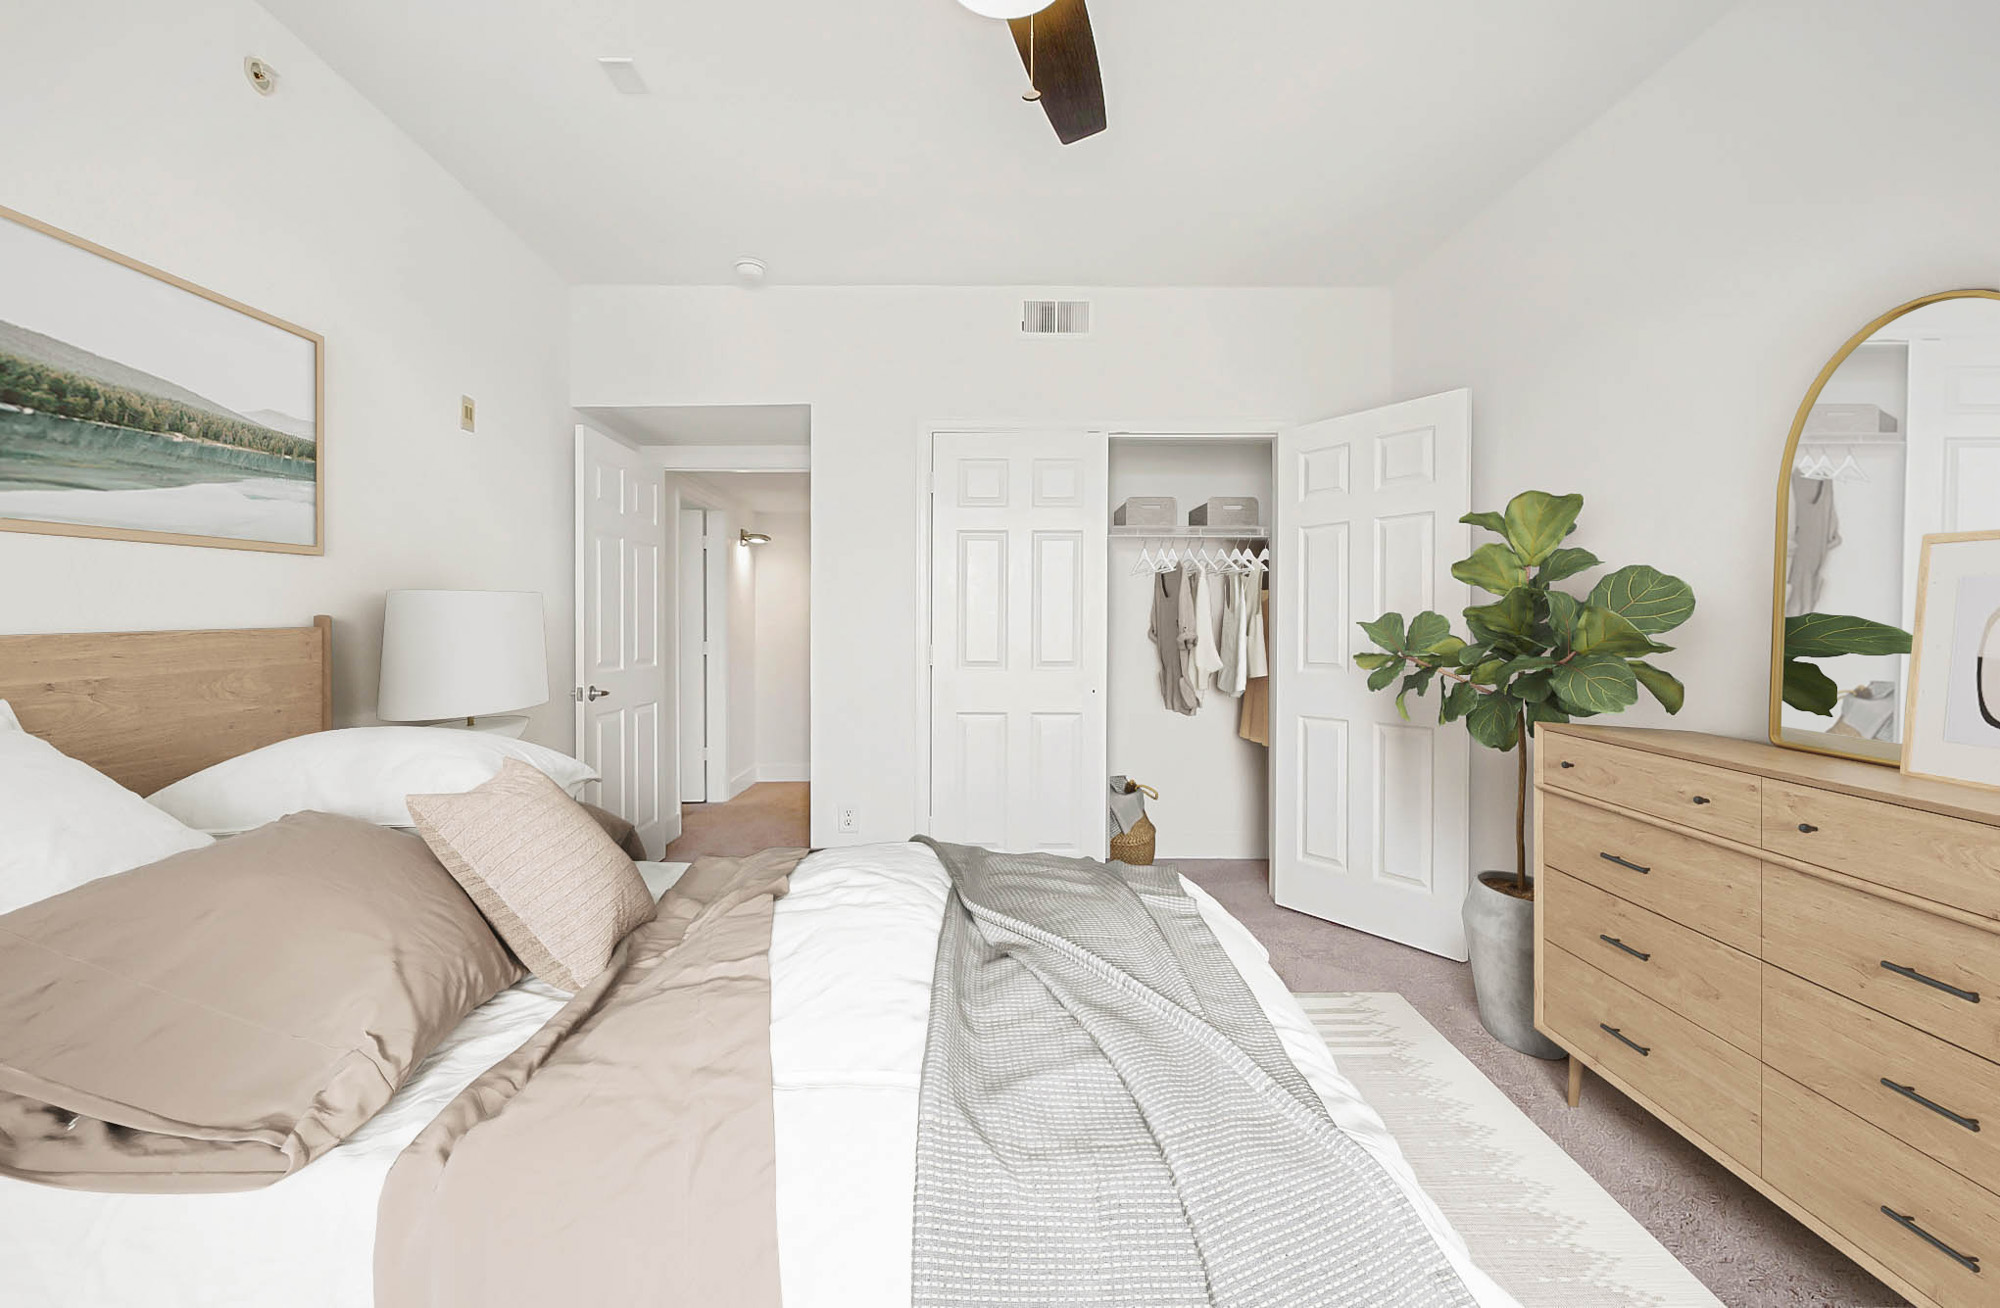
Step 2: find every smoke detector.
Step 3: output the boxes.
[244,57,279,96]
[733,256,769,287]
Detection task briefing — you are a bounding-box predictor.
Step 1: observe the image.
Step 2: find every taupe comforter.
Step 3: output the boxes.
[0,812,521,1192]
[375,847,801,1308]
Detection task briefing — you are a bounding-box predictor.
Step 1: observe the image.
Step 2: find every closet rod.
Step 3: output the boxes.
[1110,525,1268,541]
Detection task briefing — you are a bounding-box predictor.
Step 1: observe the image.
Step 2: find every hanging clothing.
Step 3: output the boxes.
[1149,568,1197,716]
[1177,563,1204,710]
[1240,577,1271,746]
[1217,573,1249,698]
[1192,566,1224,694]
[1785,473,1840,617]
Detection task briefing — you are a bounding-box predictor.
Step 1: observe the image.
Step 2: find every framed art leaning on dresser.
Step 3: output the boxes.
[0,204,323,554]
[1905,529,2000,791]
[1533,723,2000,1308]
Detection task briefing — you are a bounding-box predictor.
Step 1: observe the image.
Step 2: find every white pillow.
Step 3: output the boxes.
[146,726,599,835]
[0,699,215,915]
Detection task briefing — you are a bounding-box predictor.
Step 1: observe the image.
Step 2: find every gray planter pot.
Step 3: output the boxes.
[1462,871,1565,1060]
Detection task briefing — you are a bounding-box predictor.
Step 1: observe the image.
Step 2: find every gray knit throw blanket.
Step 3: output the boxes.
[911,839,1479,1308]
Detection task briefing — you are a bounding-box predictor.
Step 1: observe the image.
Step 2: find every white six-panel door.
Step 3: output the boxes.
[1271,391,1472,960]
[575,426,674,857]
[930,431,1108,857]
[676,508,709,803]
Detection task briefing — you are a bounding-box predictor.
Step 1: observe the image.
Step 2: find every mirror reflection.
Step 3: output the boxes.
[1777,294,2000,760]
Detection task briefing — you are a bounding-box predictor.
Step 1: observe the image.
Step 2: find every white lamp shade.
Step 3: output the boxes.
[378,590,549,722]
[957,0,1055,17]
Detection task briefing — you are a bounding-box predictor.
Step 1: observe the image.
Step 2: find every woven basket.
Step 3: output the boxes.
[1108,780,1159,865]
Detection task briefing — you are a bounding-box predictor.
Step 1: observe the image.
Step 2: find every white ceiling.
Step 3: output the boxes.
[702,471,811,516]
[579,403,811,446]
[263,0,1732,286]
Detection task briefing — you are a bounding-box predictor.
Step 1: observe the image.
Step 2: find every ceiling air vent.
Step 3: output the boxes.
[1022,299,1091,336]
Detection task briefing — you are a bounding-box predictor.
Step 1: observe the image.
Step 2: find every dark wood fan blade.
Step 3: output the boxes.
[1009,0,1105,144]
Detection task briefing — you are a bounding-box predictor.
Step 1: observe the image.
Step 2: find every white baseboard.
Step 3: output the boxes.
[725,766,758,800]
[757,763,810,783]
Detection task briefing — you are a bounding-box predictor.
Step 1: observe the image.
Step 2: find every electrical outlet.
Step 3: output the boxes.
[837,805,859,834]
[459,395,476,432]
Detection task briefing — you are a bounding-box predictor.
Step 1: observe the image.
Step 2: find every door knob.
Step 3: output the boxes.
[584,685,611,702]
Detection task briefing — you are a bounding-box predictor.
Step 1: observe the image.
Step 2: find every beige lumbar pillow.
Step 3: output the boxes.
[407,758,656,990]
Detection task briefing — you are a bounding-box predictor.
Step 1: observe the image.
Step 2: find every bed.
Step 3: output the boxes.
[0,618,1515,1308]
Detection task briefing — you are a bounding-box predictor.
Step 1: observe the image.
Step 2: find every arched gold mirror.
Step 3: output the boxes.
[1770,289,2000,763]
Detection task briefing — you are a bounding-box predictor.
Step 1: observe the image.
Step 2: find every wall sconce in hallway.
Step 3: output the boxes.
[740,529,772,547]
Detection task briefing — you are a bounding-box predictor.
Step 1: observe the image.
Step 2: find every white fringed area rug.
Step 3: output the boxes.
[1297,992,1723,1308]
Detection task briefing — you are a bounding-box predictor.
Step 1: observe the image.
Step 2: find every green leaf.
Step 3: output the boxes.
[1460,510,1508,536]
[1545,590,1581,652]
[1471,658,1507,685]
[1501,491,1584,565]
[1631,660,1686,714]
[1510,669,1555,702]
[1550,654,1640,715]
[1588,565,1696,634]
[1537,546,1601,584]
[1440,680,1480,724]
[1366,660,1403,692]
[1404,610,1454,654]
[1784,612,1913,659]
[1358,612,1407,653]
[1354,652,1395,671]
[1451,543,1529,596]
[1781,657,1840,715]
[1453,642,1489,667]
[1431,635,1467,661]
[1525,700,1571,729]
[1495,654,1555,679]
[1465,692,1523,750]
[1463,587,1537,648]
[1570,604,1668,657]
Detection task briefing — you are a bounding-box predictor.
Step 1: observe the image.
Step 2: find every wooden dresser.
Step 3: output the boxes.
[1534,724,2000,1308]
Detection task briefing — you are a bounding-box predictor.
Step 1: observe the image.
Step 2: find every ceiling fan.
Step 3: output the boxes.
[957,0,1106,144]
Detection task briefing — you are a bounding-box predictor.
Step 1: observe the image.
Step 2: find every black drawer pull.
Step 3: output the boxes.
[1599,1023,1651,1056]
[1599,934,1652,962]
[1880,1206,1980,1274]
[1881,961,1982,1004]
[1691,795,1711,805]
[1797,822,1818,833]
[1599,852,1652,874]
[1881,1078,1982,1133]
[1559,760,1575,769]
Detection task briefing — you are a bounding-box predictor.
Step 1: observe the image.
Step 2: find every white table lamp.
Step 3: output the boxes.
[378,589,548,737]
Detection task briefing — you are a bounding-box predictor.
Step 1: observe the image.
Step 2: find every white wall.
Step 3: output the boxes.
[752,511,811,782]
[1107,440,1272,858]
[0,0,575,746]
[573,287,1393,845]
[1393,0,2000,873]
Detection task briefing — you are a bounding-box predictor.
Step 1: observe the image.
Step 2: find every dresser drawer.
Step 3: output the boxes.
[1539,792,1760,953]
[1543,868,1759,1053]
[1765,965,2000,1197]
[1542,734,1760,843]
[1763,780,2000,921]
[1765,1071,2000,1308]
[1764,864,2000,1063]
[1543,944,1760,1168]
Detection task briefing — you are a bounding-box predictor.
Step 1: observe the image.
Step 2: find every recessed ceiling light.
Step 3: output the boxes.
[733,257,769,287]
[597,57,649,95]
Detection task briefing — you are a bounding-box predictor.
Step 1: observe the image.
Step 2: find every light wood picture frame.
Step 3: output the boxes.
[0,204,323,554]
[1902,529,2000,792]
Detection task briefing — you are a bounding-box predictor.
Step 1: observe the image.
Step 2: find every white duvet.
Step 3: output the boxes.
[0,846,1514,1308]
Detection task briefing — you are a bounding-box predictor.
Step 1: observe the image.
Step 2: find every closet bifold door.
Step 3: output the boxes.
[928,430,1108,858]
[1269,390,1473,960]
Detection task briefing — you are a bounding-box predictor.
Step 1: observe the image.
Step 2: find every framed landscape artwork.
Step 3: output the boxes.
[0,205,322,554]
[1904,529,2000,791]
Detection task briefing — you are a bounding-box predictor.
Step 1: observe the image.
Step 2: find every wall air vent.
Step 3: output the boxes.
[1022,299,1091,335]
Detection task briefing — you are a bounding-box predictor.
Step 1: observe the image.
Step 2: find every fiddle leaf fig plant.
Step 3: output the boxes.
[1780,612,1912,715]
[1353,491,1695,896]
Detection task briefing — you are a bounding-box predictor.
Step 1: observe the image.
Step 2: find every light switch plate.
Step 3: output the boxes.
[459,395,476,432]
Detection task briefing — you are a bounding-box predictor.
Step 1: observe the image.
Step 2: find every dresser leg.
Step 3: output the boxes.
[1566,1056,1584,1108]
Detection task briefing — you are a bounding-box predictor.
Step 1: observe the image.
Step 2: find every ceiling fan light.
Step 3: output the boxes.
[955,0,1055,18]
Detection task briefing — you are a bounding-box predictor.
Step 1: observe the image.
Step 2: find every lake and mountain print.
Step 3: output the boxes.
[0,209,320,551]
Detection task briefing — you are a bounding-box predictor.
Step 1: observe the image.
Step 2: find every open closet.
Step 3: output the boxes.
[927,391,1475,959]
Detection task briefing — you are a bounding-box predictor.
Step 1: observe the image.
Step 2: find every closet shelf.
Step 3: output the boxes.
[1110,525,1269,540]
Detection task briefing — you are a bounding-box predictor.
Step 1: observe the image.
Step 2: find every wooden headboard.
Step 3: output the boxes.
[0,616,332,795]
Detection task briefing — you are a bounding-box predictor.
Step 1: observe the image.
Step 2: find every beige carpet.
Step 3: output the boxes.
[663,782,809,861]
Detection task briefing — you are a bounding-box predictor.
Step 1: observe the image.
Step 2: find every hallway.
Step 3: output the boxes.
[663,782,810,861]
